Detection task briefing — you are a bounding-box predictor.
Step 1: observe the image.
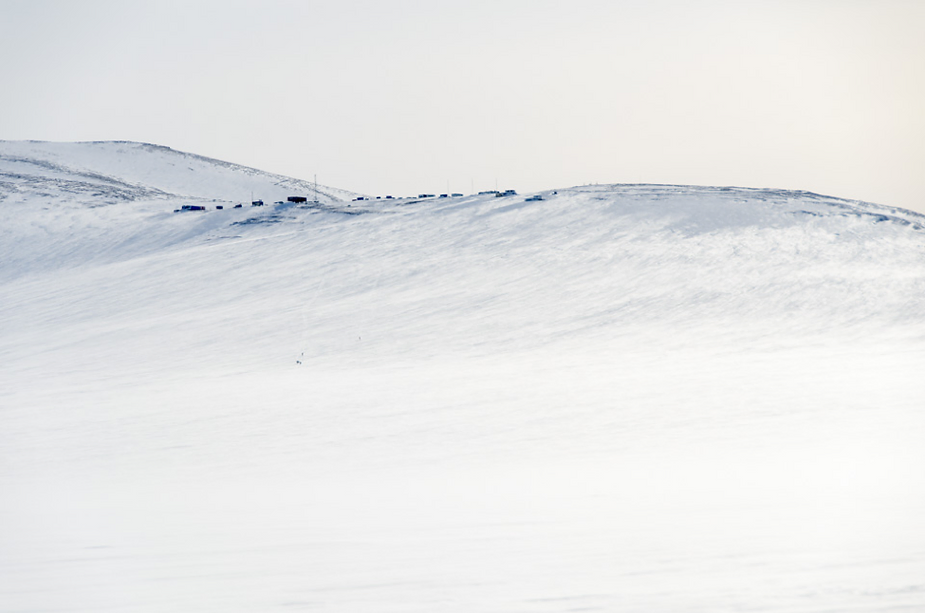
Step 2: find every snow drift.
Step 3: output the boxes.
[2,141,924,613]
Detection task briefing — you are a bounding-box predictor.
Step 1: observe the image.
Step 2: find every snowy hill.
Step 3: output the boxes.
[0,140,361,281]
[2,143,925,613]
[0,140,357,206]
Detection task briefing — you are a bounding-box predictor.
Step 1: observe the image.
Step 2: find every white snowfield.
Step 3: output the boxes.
[2,141,924,612]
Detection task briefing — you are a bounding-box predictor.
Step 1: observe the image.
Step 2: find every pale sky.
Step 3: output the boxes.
[2,0,923,213]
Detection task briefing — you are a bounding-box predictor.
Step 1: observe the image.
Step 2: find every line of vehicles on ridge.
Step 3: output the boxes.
[351,190,505,201]
[176,189,546,212]
[352,189,542,201]
[175,198,304,212]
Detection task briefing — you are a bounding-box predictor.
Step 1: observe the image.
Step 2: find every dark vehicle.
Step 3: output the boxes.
[418,194,435,198]
[451,193,463,197]
[180,205,207,211]
[287,196,307,204]
[385,195,394,199]
[216,205,224,209]
[234,204,243,208]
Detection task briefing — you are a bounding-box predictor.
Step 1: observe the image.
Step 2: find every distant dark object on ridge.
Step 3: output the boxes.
[286,196,305,204]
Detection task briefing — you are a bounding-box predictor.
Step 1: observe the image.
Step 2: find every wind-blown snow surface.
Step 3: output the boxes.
[2,142,925,612]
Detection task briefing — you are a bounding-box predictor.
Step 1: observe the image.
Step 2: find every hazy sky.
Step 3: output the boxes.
[2,0,923,212]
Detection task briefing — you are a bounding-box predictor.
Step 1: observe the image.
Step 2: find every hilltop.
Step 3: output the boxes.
[0,139,357,206]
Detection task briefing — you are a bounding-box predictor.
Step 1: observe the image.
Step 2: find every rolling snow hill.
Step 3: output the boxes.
[2,141,925,613]
[0,140,357,206]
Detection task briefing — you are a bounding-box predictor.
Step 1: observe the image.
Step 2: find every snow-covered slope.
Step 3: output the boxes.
[0,140,357,205]
[0,140,361,281]
[2,143,925,613]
